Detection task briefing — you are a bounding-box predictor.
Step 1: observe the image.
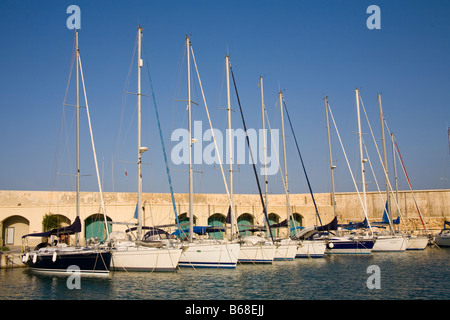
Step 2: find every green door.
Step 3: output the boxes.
[237,213,253,237]
[208,214,226,239]
[268,213,279,237]
[290,213,303,236]
[85,214,112,241]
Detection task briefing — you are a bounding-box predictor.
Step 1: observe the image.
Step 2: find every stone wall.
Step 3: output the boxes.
[1,189,449,246]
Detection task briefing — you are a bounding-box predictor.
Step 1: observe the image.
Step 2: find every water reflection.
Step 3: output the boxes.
[1,247,448,300]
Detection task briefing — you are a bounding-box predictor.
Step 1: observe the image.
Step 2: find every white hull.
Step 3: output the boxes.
[372,235,408,252]
[435,230,450,247]
[238,244,276,263]
[179,241,240,268]
[296,240,327,258]
[406,236,429,250]
[111,243,182,272]
[273,239,298,261]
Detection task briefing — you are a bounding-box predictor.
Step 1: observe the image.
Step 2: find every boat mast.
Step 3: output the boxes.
[324,97,337,219]
[356,89,368,215]
[226,55,235,238]
[136,26,145,240]
[391,132,400,225]
[75,29,80,246]
[378,94,393,233]
[259,77,270,236]
[279,91,293,237]
[187,36,194,243]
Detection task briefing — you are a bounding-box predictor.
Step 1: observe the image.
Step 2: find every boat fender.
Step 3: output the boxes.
[52,251,57,262]
[22,252,29,263]
[32,253,37,264]
[327,242,334,249]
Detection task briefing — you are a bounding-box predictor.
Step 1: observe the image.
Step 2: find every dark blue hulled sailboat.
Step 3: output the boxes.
[22,217,111,275]
[21,30,111,276]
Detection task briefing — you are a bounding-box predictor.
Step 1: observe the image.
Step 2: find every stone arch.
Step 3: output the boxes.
[85,214,112,242]
[268,213,281,237]
[178,212,197,228]
[45,214,71,244]
[2,215,29,246]
[208,213,227,239]
[237,213,254,236]
[290,212,304,236]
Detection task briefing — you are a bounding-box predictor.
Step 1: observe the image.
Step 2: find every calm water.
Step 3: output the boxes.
[1,246,449,300]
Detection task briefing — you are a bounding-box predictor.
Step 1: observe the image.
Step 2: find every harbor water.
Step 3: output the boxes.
[0,246,448,300]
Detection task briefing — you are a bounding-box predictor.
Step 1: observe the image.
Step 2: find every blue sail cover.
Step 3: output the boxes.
[22,216,82,238]
[171,226,227,237]
[373,202,400,226]
[338,218,368,230]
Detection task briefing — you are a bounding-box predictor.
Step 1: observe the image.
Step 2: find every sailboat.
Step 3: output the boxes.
[231,72,276,264]
[273,92,326,258]
[390,131,430,250]
[106,26,183,272]
[176,37,240,268]
[314,94,375,255]
[370,94,408,252]
[267,89,300,261]
[435,221,450,247]
[21,30,111,276]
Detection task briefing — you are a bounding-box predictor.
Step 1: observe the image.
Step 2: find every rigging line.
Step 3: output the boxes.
[78,53,110,238]
[282,97,323,227]
[141,42,182,234]
[392,133,429,232]
[229,63,274,241]
[189,45,234,217]
[50,41,76,209]
[383,120,428,231]
[263,104,297,231]
[115,33,138,171]
[359,95,406,232]
[56,37,79,193]
[327,102,373,235]
[362,138,398,232]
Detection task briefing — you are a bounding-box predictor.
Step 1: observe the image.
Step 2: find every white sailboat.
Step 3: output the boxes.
[226,66,275,264]
[390,131,430,250]
[177,37,240,268]
[371,94,408,252]
[319,94,375,254]
[21,30,111,276]
[435,221,450,247]
[271,90,300,261]
[108,26,182,272]
[272,91,326,258]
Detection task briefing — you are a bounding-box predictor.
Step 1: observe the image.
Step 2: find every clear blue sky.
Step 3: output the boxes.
[1,0,449,197]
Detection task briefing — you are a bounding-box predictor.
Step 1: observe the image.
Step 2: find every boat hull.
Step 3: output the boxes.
[23,248,111,276]
[111,245,182,272]
[296,240,327,258]
[274,241,298,261]
[326,238,374,254]
[239,244,276,263]
[372,236,408,252]
[178,242,240,268]
[406,236,429,250]
[435,233,450,247]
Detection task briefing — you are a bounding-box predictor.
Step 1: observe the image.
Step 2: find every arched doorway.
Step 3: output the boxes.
[237,213,254,236]
[2,215,29,246]
[290,213,303,236]
[176,213,198,239]
[268,213,281,237]
[208,213,226,239]
[85,214,112,242]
